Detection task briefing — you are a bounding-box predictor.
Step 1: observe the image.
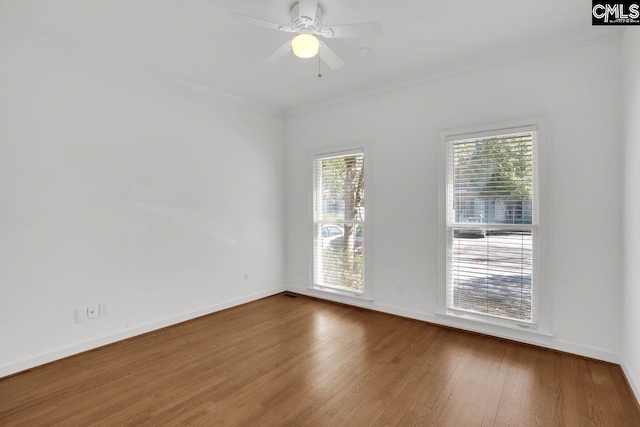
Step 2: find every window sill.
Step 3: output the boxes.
[306,286,373,302]
[435,311,553,339]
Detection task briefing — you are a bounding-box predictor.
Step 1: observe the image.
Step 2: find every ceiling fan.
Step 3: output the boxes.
[229,0,381,71]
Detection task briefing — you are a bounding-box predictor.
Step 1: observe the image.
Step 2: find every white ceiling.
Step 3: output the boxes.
[0,0,619,112]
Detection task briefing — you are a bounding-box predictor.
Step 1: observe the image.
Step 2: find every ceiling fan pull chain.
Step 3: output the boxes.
[318,45,322,78]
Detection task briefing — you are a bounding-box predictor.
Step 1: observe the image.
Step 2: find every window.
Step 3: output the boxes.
[443,120,545,328]
[313,149,365,294]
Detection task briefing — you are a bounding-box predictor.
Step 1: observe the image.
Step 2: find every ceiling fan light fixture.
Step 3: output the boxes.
[291,33,319,58]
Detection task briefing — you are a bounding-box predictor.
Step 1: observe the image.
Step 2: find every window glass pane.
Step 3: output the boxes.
[451,229,532,322]
[314,223,363,292]
[314,154,365,222]
[452,133,533,225]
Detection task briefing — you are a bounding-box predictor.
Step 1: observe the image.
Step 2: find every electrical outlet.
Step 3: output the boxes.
[75,308,88,323]
[99,302,109,316]
[244,272,250,282]
[87,305,98,319]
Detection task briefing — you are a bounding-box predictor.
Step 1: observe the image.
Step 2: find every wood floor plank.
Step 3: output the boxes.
[589,360,639,427]
[292,319,426,426]
[393,329,471,426]
[1,294,639,427]
[236,312,401,426]
[480,342,521,426]
[370,327,464,427]
[176,310,374,425]
[418,335,508,426]
[327,321,437,426]
[608,363,640,425]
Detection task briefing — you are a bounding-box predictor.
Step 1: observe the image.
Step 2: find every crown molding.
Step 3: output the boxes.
[0,23,625,120]
[286,27,625,118]
[0,24,284,117]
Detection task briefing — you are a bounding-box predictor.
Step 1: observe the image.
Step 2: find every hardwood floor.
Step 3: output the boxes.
[1,294,639,426]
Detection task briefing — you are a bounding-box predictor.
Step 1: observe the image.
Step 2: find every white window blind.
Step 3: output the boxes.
[313,150,365,293]
[446,129,538,324]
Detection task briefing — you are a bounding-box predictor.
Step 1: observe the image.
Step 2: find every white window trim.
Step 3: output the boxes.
[309,142,372,301]
[438,114,551,336]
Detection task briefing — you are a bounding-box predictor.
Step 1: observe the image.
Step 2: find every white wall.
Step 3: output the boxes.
[286,37,623,361]
[0,34,286,376]
[622,29,640,400]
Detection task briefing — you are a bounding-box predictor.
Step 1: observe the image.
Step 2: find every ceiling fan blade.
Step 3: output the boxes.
[229,13,293,32]
[298,0,319,22]
[264,41,292,64]
[321,22,382,38]
[319,42,345,70]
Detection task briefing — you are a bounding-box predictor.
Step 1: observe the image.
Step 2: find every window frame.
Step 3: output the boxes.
[309,143,371,300]
[438,115,550,335]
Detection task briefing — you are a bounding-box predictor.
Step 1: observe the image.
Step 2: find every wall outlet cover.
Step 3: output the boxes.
[75,308,88,323]
[99,302,109,316]
[87,305,98,319]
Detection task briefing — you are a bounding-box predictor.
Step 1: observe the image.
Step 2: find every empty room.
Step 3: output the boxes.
[1,0,640,425]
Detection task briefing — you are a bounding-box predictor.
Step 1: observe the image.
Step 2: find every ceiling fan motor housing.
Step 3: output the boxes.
[291,3,322,33]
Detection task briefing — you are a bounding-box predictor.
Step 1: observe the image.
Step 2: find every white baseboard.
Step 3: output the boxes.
[551,338,621,365]
[0,287,286,379]
[287,285,621,364]
[621,355,640,405]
